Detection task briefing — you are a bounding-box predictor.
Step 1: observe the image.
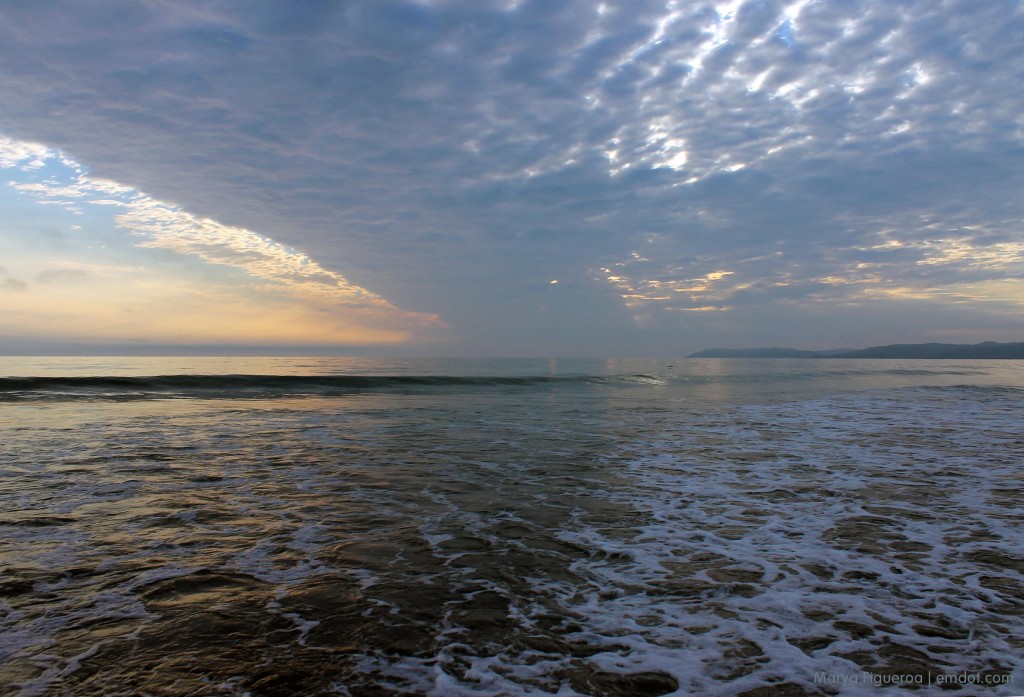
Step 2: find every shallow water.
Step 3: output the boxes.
[1,358,1022,695]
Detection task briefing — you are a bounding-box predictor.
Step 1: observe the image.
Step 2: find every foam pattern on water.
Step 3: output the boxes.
[345,387,1024,696]
[539,387,1024,696]
[1,385,1022,696]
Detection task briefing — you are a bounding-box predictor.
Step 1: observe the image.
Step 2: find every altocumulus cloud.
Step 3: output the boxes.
[0,0,1022,352]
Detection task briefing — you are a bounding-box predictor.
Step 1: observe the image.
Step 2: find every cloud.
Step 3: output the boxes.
[0,266,28,292]
[0,135,51,169]
[1,279,28,292]
[35,267,91,284]
[0,0,1022,351]
[2,141,440,340]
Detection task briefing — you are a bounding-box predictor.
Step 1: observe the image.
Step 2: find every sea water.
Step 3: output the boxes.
[1,357,1022,696]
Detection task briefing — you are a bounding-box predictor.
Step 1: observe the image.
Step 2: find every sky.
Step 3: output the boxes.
[1,0,1022,356]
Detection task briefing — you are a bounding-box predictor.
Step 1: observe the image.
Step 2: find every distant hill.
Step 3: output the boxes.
[686,347,849,358]
[688,341,1024,359]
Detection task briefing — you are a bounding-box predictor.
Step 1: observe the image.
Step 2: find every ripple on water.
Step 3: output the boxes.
[1,387,1022,695]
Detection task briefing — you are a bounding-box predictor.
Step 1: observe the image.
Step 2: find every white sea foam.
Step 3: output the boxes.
[542,387,1024,696]
[2,364,1022,696]
[353,386,1023,696]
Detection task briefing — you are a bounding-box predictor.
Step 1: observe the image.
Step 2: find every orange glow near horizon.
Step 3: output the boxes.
[0,135,441,347]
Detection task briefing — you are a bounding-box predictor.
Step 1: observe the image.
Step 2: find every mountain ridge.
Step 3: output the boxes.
[687,341,1024,359]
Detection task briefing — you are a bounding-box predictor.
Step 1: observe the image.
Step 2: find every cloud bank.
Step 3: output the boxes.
[0,136,438,346]
[1,0,1022,353]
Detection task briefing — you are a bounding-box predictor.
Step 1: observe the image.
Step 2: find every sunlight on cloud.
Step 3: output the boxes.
[945,280,1024,306]
[861,280,1024,308]
[598,260,737,314]
[567,0,1005,192]
[827,233,1024,301]
[646,117,689,171]
[120,200,392,306]
[0,135,51,170]
[916,238,1024,270]
[486,0,1006,194]
[576,0,825,185]
[675,305,732,312]
[596,214,1024,321]
[1,135,439,345]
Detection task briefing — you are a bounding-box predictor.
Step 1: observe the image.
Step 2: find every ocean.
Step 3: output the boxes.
[1,357,1022,696]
